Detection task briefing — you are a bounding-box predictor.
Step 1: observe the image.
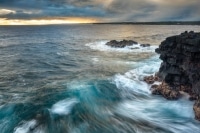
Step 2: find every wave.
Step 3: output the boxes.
[112,55,160,98]
[14,120,40,133]
[50,98,79,115]
[13,98,79,133]
[111,55,200,133]
[85,41,157,53]
[10,55,200,133]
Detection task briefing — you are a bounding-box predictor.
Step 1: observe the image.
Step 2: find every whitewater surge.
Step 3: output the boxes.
[111,55,200,133]
[12,54,200,133]
[112,55,160,97]
[1,25,200,133]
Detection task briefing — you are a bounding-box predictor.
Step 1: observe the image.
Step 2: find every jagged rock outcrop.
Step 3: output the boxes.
[155,31,200,95]
[145,31,200,120]
[106,40,151,48]
[105,40,138,48]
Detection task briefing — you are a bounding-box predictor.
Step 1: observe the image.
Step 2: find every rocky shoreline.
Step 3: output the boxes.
[144,31,200,121]
[104,33,200,121]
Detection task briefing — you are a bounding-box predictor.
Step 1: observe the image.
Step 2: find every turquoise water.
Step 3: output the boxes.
[0,24,200,133]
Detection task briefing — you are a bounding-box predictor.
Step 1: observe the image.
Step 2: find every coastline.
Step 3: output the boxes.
[144,31,200,120]
[92,21,200,25]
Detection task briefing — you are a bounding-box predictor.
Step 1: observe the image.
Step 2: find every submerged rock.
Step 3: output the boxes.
[140,44,151,47]
[105,40,138,48]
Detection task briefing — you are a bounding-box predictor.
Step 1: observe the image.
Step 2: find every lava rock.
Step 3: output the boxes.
[156,31,200,93]
[155,31,200,120]
[140,44,151,47]
[143,75,160,84]
[105,40,138,48]
[150,82,180,100]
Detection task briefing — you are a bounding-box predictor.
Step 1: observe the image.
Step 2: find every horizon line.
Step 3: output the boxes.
[0,21,200,26]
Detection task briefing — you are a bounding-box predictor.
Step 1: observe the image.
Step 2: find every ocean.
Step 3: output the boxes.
[0,24,200,133]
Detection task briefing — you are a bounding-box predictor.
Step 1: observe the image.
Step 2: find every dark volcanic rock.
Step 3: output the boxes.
[154,31,200,120]
[105,40,138,48]
[155,31,200,94]
[140,44,151,47]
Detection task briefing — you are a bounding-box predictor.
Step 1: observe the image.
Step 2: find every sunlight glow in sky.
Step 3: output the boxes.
[0,18,97,25]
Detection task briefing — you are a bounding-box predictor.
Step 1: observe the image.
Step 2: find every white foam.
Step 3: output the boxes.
[113,74,150,96]
[92,57,99,62]
[112,55,161,96]
[111,55,200,133]
[14,120,44,133]
[56,52,69,56]
[124,59,161,81]
[85,41,157,53]
[50,98,79,115]
[116,98,194,121]
[114,98,196,133]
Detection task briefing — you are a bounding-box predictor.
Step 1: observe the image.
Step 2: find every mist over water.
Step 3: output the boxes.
[0,24,200,133]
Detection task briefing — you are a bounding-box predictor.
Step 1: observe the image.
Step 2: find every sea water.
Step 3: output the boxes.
[0,24,200,133]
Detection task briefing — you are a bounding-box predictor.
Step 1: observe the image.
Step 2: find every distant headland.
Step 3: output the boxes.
[93,21,200,25]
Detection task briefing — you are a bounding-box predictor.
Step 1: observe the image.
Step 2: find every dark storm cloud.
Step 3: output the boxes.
[103,0,200,22]
[0,0,199,21]
[0,0,47,10]
[0,0,106,19]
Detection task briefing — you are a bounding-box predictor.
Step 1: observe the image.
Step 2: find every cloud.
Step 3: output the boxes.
[0,0,199,22]
[0,9,16,15]
[0,0,106,20]
[102,0,200,22]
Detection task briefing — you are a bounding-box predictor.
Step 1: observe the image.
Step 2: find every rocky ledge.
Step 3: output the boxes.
[105,40,150,48]
[144,31,200,121]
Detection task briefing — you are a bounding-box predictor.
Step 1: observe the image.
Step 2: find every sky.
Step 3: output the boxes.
[0,0,200,25]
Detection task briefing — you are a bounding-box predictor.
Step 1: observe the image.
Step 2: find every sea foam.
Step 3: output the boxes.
[112,55,160,96]
[111,55,200,133]
[50,98,79,115]
[14,120,43,133]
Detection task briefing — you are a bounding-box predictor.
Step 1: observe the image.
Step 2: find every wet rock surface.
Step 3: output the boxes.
[140,44,151,47]
[194,100,200,121]
[105,40,151,48]
[151,83,180,100]
[144,31,200,120]
[105,40,139,48]
[144,75,180,100]
[155,31,200,92]
[143,74,160,84]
